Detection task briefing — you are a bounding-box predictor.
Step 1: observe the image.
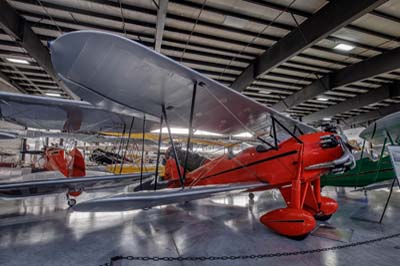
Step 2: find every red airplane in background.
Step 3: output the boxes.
[0,92,155,207]
[44,147,86,179]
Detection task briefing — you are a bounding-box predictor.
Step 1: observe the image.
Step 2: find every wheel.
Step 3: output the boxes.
[67,198,77,207]
[314,214,332,221]
[287,234,309,241]
[248,192,255,200]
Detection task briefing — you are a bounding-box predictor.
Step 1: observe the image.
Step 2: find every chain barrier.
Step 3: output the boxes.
[99,232,400,266]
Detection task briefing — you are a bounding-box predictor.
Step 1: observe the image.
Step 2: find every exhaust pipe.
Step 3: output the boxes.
[305,137,355,171]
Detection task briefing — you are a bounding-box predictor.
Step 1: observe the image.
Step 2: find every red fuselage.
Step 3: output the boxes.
[166,132,347,238]
[170,132,342,188]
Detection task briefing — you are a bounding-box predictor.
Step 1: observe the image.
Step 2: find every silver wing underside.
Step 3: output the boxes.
[0,172,154,198]
[0,92,154,133]
[72,182,267,212]
[50,30,316,138]
[0,128,154,144]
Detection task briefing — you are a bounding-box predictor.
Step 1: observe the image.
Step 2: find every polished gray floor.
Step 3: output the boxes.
[0,186,399,266]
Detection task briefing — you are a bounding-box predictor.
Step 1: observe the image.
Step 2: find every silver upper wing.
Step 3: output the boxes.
[0,92,153,133]
[50,30,316,138]
[359,111,400,145]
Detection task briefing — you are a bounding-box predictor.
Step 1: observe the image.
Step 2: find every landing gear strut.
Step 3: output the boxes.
[248,192,255,200]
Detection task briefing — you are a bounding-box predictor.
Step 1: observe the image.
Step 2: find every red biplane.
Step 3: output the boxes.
[1,30,355,239]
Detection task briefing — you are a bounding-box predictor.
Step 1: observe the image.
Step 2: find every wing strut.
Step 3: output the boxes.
[257,116,303,150]
[183,81,199,180]
[119,117,135,174]
[153,115,164,191]
[139,115,146,190]
[272,116,303,144]
[162,104,185,189]
[272,116,278,148]
[112,123,126,173]
[293,125,304,136]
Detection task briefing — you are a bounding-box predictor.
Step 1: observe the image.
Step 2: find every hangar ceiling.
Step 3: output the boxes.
[0,0,400,127]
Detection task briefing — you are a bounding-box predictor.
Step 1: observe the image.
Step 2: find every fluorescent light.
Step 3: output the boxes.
[334,43,354,51]
[223,16,248,29]
[258,90,271,95]
[233,132,253,138]
[45,92,61,97]
[151,128,188,135]
[6,58,30,64]
[317,97,329,101]
[151,127,222,136]
[195,130,222,137]
[322,117,331,121]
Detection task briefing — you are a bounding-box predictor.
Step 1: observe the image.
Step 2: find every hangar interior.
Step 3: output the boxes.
[0,0,400,265]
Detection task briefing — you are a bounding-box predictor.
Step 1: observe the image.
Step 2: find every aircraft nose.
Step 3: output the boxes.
[305,134,355,173]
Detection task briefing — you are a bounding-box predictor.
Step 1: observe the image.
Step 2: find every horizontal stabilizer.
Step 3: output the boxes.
[73,182,266,212]
[0,173,154,198]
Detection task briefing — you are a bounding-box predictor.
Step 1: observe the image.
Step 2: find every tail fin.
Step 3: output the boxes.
[45,148,68,177]
[68,148,86,177]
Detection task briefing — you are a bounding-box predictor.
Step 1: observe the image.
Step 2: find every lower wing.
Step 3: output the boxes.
[351,179,396,192]
[0,173,154,198]
[72,182,269,212]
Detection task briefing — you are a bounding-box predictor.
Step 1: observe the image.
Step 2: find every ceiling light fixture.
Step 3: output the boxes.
[233,132,253,138]
[45,92,61,97]
[317,97,329,101]
[223,16,248,29]
[6,58,30,64]
[334,43,354,51]
[322,117,332,121]
[151,127,222,136]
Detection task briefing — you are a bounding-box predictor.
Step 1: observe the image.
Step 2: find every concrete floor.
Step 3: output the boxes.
[0,186,399,266]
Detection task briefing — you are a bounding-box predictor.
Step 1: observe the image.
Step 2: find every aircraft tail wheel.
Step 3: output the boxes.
[248,192,255,200]
[319,196,338,216]
[288,234,309,241]
[67,198,77,207]
[260,208,316,238]
[314,214,332,221]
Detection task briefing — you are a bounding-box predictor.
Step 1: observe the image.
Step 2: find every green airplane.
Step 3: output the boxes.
[321,111,399,188]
